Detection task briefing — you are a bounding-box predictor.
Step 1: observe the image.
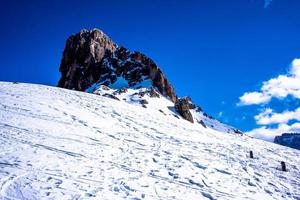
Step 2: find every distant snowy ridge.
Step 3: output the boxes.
[0,82,299,199]
[274,133,300,150]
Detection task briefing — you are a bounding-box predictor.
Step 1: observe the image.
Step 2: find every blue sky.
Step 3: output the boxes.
[1,0,300,137]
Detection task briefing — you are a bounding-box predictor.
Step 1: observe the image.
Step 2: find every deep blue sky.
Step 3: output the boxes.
[1,0,300,132]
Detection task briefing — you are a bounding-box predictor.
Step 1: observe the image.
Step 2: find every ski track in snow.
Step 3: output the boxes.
[0,82,299,200]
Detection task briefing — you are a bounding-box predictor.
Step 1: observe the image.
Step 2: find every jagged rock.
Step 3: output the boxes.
[102,93,120,101]
[113,88,128,95]
[198,120,207,128]
[173,114,180,119]
[195,106,203,112]
[140,99,149,105]
[149,87,160,98]
[175,97,194,123]
[57,29,177,103]
[159,109,166,115]
[233,129,243,134]
[274,133,300,150]
[203,112,213,119]
[100,85,110,90]
[58,29,117,91]
[137,90,148,97]
[99,47,177,102]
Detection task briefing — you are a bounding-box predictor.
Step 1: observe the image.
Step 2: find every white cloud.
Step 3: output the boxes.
[291,58,300,77]
[239,92,271,105]
[240,58,300,142]
[239,58,300,105]
[247,123,300,142]
[255,107,300,125]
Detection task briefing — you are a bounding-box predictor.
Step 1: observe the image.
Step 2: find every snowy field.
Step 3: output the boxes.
[0,82,299,200]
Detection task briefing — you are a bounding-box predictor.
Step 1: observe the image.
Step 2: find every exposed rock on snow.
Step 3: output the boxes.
[58,29,117,90]
[175,97,194,123]
[100,47,177,103]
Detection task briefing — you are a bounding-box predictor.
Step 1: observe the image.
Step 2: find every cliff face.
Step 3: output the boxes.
[274,133,300,150]
[96,47,177,103]
[58,29,117,91]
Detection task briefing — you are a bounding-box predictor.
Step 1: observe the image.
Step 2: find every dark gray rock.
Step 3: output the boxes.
[175,97,194,123]
[140,99,149,105]
[198,120,207,128]
[113,88,128,95]
[149,87,160,98]
[102,93,120,101]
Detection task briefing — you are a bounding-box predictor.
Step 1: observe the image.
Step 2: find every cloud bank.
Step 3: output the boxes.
[239,59,300,106]
[255,108,300,125]
[239,58,300,141]
[246,123,300,142]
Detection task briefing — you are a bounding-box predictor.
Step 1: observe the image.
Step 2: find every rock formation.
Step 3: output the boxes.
[57,28,202,123]
[58,29,117,90]
[58,29,177,103]
[175,97,194,123]
[98,47,177,103]
[57,27,242,132]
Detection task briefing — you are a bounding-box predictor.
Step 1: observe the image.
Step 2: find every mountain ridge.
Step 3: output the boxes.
[274,133,300,150]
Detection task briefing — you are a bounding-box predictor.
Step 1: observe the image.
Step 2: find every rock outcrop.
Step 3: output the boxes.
[58,29,117,90]
[274,133,300,150]
[98,47,177,102]
[175,97,194,123]
[58,29,177,103]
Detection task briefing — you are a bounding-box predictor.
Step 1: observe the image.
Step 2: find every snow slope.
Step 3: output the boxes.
[89,84,240,135]
[0,82,299,200]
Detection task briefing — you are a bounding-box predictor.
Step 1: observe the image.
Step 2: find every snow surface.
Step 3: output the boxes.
[189,109,239,134]
[91,84,240,134]
[0,82,300,200]
[92,86,175,116]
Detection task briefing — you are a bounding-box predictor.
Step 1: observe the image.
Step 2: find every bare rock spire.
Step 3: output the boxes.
[58,29,117,90]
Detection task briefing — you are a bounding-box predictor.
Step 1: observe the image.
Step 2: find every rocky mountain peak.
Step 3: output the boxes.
[57,28,177,103]
[57,28,241,133]
[98,46,177,103]
[58,29,117,90]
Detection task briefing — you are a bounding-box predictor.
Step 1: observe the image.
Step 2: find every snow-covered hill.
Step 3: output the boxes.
[0,82,299,200]
[88,84,240,134]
